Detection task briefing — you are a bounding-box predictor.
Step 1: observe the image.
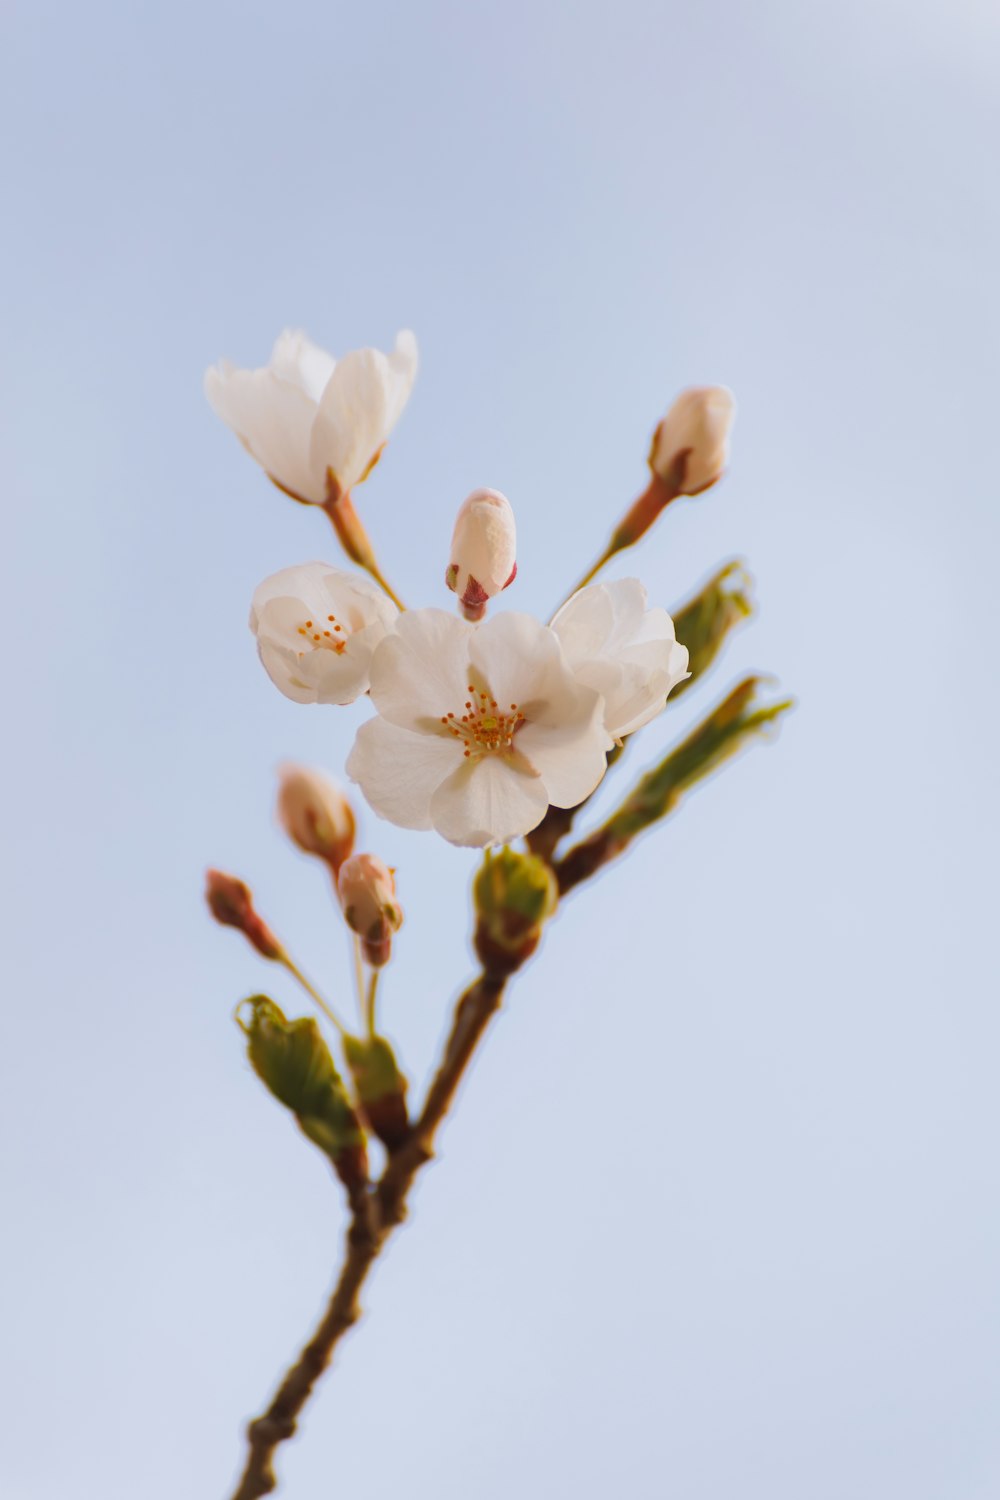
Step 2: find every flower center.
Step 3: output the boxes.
[296,614,347,655]
[441,685,526,759]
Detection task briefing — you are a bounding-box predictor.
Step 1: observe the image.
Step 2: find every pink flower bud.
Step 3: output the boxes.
[337,854,403,967]
[205,869,284,960]
[649,387,735,495]
[276,763,356,873]
[445,488,517,622]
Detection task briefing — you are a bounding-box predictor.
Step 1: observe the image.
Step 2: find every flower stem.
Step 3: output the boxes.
[352,937,366,1029]
[279,954,349,1036]
[553,472,682,617]
[322,494,406,610]
[365,970,380,1039]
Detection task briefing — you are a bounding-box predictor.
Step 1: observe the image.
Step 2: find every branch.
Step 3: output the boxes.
[228,974,505,1500]
[554,676,793,894]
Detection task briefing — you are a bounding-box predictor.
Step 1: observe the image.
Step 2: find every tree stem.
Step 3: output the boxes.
[227,973,505,1500]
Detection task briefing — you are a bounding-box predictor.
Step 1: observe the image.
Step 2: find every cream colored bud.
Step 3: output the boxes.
[337,853,403,966]
[276,763,356,872]
[649,387,735,495]
[445,488,517,622]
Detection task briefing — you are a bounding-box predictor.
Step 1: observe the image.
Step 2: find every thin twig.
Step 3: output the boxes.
[228,974,505,1500]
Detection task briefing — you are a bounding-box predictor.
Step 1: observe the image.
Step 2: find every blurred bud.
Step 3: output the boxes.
[342,1033,410,1150]
[473,846,558,977]
[649,386,735,496]
[670,562,753,698]
[338,854,403,967]
[277,762,356,874]
[206,870,283,960]
[445,488,517,622]
[237,995,368,1192]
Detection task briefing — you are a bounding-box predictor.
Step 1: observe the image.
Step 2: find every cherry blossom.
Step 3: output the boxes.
[346,610,612,847]
[205,328,418,504]
[276,763,356,872]
[551,579,689,738]
[250,563,398,705]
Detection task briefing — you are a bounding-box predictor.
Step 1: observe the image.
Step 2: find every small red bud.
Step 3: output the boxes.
[205,869,284,960]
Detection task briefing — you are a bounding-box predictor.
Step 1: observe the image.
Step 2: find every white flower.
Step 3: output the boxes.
[445,488,517,621]
[276,763,356,871]
[346,610,613,847]
[250,563,398,704]
[204,328,418,504]
[551,579,690,739]
[649,386,735,494]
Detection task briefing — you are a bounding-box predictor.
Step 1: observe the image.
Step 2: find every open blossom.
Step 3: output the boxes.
[276,763,356,872]
[346,610,613,847]
[552,579,689,738]
[204,328,418,504]
[250,563,398,704]
[445,488,517,621]
[649,386,735,494]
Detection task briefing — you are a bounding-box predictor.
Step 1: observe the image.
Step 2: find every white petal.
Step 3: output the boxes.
[269,329,337,402]
[448,489,517,597]
[346,716,458,831]
[250,563,397,705]
[468,612,573,723]
[204,362,326,503]
[516,698,610,809]
[552,579,688,739]
[367,609,474,731]
[256,633,374,705]
[309,330,418,494]
[429,756,549,847]
[550,584,617,662]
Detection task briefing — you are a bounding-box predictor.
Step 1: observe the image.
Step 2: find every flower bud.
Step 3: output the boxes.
[473,846,558,977]
[337,854,403,967]
[342,1033,409,1150]
[205,870,283,960]
[276,762,356,874]
[649,386,735,495]
[237,996,368,1192]
[445,488,517,622]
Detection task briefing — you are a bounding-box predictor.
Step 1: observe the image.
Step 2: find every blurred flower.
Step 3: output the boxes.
[473,845,559,976]
[205,870,283,959]
[346,610,612,847]
[551,579,689,738]
[276,763,356,873]
[445,488,517,621]
[250,562,398,704]
[649,386,735,494]
[204,328,418,504]
[338,853,403,966]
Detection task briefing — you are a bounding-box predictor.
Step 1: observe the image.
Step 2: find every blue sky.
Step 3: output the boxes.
[2,2,998,1497]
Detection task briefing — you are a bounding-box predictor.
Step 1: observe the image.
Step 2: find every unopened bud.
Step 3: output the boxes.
[237,995,368,1192]
[338,854,403,966]
[649,386,735,495]
[277,762,356,874]
[445,488,517,622]
[473,846,558,976]
[342,1033,409,1150]
[670,561,753,698]
[206,869,283,960]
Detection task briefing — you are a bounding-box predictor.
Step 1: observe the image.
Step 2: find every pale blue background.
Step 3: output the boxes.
[2,2,998,1497]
